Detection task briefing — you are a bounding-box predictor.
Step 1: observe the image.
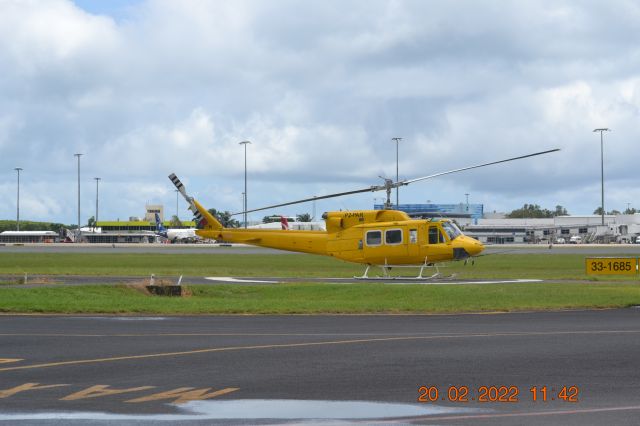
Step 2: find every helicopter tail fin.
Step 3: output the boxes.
[168,173,223,230]
[281,216,289,230]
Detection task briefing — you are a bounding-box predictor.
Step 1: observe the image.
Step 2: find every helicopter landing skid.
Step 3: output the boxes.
[354,261,456,280]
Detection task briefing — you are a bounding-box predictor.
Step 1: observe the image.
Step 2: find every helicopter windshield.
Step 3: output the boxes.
[441,221,462,241]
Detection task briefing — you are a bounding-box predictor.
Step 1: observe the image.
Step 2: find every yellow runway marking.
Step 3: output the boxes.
[0,330,638,373]
[60,385,155,401]
[0,358,23,364]
[0,383,69,398]
[125,387,239,404]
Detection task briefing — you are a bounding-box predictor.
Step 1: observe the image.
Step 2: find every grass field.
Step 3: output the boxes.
[0,252,636,280]
[0,251,639,314]
[0,282,639,314]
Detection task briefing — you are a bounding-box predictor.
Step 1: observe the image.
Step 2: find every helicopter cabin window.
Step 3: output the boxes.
[366,230,382,246]
[385,229,403,245]
[428,226,446,244]
[428,227,437,244]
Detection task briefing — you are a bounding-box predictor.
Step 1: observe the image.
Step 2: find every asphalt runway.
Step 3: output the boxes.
[0,309,639,425]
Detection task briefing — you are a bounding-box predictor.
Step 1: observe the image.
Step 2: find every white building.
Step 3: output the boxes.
[464,214,640,244]
[0,231,59,243]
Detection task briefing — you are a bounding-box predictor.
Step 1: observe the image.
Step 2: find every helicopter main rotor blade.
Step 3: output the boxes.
[233,148,560,216]
[232,186,379,216]
[401,148,560,186]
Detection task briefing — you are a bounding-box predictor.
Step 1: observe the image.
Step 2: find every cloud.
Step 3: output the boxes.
[1,0,640,224]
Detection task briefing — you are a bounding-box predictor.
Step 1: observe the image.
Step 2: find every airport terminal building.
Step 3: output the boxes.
[5,203,640,245]
[75,219,197,244]
[0,231,59,244]
[385,204,640,244]
[462,215,640,244]
[375,203,484,223]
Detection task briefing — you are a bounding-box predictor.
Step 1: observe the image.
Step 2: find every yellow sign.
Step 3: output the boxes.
[585,258,637,275]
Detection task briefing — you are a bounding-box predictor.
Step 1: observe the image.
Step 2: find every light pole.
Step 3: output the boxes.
[94,177,101,229]
[14,168,22,231]
[241,192,245,223]
[175,189,179,219]
[593,128,610,226]
[74,153,83,239]
[239,140,251,228]
[465,193,469,212]
[391,137,402,207]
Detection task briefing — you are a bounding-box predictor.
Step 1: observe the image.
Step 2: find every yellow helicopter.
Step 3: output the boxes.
[169,148,559,279]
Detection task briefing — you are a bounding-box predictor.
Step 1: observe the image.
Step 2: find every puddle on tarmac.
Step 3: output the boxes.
[181,399,485,419]
[0,399,486,422]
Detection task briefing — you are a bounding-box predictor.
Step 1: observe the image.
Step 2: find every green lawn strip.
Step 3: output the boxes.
[1,253,639,281]
[0,253,361,277]
[1,282,639,314]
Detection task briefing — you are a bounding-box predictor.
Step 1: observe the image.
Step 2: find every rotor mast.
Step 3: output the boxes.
[379,178,396,210]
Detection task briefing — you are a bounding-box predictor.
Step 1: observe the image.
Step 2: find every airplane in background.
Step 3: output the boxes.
[154,213,199,243]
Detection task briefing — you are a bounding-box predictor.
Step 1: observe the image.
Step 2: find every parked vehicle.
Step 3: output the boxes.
[555,237,566,244]
[569,235,582,244]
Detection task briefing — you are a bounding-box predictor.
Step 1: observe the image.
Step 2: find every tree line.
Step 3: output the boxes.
[507,204,637,218]
[0,220,68,233]
[203,210,313,228]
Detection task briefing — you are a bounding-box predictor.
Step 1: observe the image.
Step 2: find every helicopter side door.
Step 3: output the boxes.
[407,226,420,260]
[426,223,453,262]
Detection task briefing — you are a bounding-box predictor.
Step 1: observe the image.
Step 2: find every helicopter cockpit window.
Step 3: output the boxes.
[441,222,462,241]
[385,229,402,245]
[366,230,382,246]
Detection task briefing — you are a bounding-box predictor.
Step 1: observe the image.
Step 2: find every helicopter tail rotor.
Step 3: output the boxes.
[168,173,223,230]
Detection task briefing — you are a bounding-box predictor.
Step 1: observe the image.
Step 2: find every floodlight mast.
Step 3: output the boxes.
[74,153,83,240]
[239,140,251,228]
[94,177,101,227]
[593,128,610,226]
[14,168,23,231]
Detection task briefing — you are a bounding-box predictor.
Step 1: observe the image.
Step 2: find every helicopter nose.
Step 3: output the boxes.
[472,241,484,255]
[466,238,484,256]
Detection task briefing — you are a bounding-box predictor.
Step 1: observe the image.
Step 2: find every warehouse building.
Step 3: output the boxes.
[376,203,483,223]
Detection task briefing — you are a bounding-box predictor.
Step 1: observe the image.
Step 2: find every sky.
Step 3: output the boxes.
[1,0,640,225]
